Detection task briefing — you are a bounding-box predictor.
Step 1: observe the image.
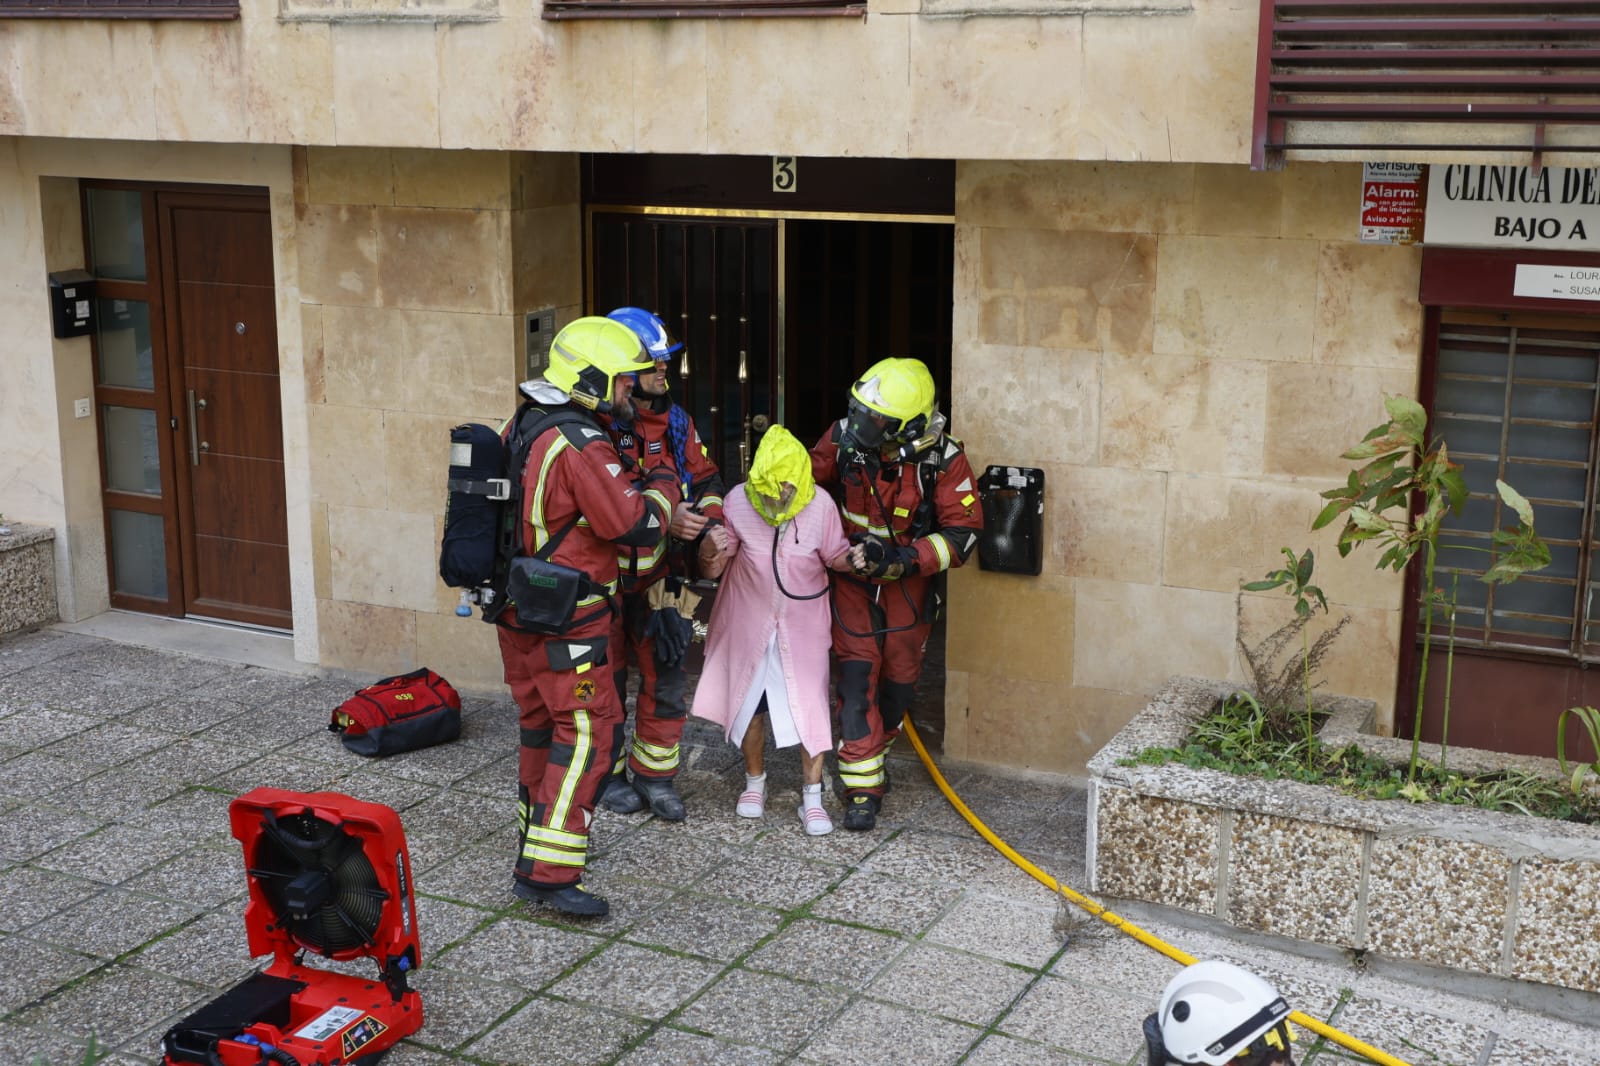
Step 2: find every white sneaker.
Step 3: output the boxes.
[799,803,834,836]
[736,787,766,819]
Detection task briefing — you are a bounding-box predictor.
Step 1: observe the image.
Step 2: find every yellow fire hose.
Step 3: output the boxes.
[898,719,1411,1066]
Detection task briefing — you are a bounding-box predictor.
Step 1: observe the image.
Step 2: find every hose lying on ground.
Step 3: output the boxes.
[898,718,1412,1066]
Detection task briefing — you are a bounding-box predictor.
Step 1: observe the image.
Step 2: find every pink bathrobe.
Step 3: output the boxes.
[690,486,850,758]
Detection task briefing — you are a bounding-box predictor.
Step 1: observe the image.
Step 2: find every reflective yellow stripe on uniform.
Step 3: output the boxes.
[578,576,619,609]
[522,839,587,868]
[617,538,669,574]
[547,708,594,836]
[842,509,891,537]
[643,487,673,518]
[837,751,886,789]
[698,494,724,511]
[630,737,680,773]
[528,436,573,551]
[928,532,953,572]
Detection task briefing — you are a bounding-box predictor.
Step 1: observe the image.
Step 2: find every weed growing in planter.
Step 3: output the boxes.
[1240,548,1348,765]
[1122,696,1600,823]
[1556,705,1600,793]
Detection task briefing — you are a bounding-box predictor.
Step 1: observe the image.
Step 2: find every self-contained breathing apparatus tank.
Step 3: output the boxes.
[440,423,512,616]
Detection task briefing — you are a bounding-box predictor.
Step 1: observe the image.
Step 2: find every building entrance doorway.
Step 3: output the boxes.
[84,183,289,629]
[583,154,956,744]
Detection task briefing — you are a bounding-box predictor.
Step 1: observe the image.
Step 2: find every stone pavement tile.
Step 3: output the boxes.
[1475,1000,1600,1054]
[400,828,477,876]
[674,969,849,1054]
[11,961,205,1043]
[396,968,530,1053]
[588,824,731,888]
[122,843,247,906]
[624,893,783,962]
[123,788,236,842]
[0,667,167,719]
[807,870,962,936]
[57,644,233,694]
[39,722,185,768]
[1487,1035,1600,1065]
[997,974,1150,1061]
[30,890,206,959]
[463,996,647,1065]
[321,766,443,813]
[413,894,495,956]
[960,1033,1112,1066]
[751,815,887,865]
[896,784,1051,838]
[614,1025,782,1065]
[33,823,199,884]
[0,937,101,1015]
[867,942,1034,1026]
[349,737,504,787]
[0,866,103,931]
[276,730,370,766]
[125,741,254,791]
[550,941,724,1020]
[0,806,104,864]
[207,752,351,794]
[432,912,602,988]
[0,1020,103,1066]
[1049,921,1183,1003]
[227,668,337,706]
[0,706,103,748]
[1019,805,1089,857]
[449,752,518,799]
[414,843,509,908]
[119,695,249,736]
[743,919,905,990]
[1326,998,1493,1066]
[400,789,511,843]
[797,998,980,1066]
[926,894,1065,970]
[951,768,1084,810]
[126,910,261,988]
[456,702,519,750]
[694,848,847,912]
[0,752,103,802]
[0,629,99,679]
[664,778,768,846]
[862,829,1052,901]
[365,1042,460,1066]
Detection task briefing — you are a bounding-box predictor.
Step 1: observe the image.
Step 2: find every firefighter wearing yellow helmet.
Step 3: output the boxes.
[497,316,679,917]
[810,357,984,831]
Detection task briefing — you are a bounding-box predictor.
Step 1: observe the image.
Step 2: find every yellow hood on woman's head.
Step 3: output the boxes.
[745,425,815,526]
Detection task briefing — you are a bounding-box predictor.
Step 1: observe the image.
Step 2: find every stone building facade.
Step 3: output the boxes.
[2,0,1594,774]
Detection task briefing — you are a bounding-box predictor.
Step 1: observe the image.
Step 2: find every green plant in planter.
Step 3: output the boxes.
[1556,706,1600,794]
[1240,547,1348,764]
[1311,395,1550,781]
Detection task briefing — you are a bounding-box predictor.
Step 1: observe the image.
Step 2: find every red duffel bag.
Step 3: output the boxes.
[330,668,462,757]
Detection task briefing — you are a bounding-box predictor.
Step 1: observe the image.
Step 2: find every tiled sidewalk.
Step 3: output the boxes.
[0,626,1595,1065]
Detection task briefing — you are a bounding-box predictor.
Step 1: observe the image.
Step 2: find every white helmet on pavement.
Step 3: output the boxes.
[1143,960,1294,1066]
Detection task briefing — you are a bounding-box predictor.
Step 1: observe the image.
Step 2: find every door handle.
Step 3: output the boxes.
[187,389,199,466]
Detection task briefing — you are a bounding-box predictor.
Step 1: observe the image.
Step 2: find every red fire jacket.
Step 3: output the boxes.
[810,420,984,579]
[605,396,726,589]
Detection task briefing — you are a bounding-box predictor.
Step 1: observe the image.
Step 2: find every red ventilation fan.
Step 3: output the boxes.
[161,789,424,1066]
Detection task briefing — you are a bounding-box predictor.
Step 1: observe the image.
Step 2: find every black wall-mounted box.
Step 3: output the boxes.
[977,465,1045,576]
[48,270,96,339]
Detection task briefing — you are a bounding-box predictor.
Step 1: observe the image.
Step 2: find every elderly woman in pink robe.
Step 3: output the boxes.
[692,425,860,835]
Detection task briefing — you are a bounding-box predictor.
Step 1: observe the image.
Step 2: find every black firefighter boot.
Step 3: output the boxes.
[513,877,610,918]
[842,792,881,831]
[632,774,686,821]
[598,771,646,815]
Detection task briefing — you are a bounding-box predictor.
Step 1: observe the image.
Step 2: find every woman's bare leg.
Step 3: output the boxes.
[741,715,767,778]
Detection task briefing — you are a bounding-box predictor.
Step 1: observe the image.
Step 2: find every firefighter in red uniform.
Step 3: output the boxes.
[500,316,678,917]
[594,307,727,821]
[811,357,983,831]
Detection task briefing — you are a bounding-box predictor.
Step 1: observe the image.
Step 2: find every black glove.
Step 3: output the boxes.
[643,606,693,668]
[871,544,919,581]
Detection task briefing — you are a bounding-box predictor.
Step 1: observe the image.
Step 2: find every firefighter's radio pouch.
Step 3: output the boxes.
[977,465,1044,576]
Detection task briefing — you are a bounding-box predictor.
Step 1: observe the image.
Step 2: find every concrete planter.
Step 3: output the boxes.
[1087,676,1600,997]
[0,522,57,635]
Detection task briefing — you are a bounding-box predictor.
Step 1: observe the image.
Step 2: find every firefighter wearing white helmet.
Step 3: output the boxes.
[498,316,679,918]
[1144,961,1295,1066]
[810,356,984,831]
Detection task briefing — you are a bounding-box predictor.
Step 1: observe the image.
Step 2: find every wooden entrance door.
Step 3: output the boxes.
[160,194,289,627]
[86,184,289,629]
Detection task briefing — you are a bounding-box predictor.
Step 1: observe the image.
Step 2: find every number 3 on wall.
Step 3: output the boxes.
[772,157,797,194]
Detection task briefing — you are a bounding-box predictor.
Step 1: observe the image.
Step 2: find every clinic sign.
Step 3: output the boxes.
[1424,164,1600,250]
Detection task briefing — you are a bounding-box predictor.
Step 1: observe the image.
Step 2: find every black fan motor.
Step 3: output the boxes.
[251,810,388,955]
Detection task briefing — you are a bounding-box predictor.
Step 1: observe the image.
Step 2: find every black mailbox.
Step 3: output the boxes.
[977,465,1044,576]
[49,270,96,339]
